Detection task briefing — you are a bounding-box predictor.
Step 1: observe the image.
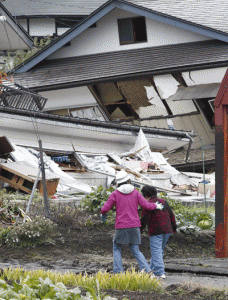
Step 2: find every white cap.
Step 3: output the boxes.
[116,170,130,184]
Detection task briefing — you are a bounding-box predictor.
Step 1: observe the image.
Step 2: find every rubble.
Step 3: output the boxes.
[0,132,215,204]
[10,145,92,195]
[0,136,92,196]
[0,161,59,197]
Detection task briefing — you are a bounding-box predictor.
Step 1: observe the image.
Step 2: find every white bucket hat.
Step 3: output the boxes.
[116,170,130,184]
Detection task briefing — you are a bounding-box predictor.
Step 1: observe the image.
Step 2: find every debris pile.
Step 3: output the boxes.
[0,131,215,204]
[75,129,200,197]
[0,137,92,198]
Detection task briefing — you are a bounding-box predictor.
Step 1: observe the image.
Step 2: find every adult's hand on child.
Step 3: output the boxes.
[155,202,164,210]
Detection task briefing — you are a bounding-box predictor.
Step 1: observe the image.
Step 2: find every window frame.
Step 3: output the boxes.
[117,16,147,46]
[194,98,215,130]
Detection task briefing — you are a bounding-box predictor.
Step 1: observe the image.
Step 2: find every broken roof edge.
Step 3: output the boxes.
[12,0,228,74]
[0,3,33,49]
[0,106,196,139]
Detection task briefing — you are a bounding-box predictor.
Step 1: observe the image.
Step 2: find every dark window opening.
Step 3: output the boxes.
[55,17,81,29]
[118,17,147,45]
[64,41,71,47]
[195,98,215,128]
[0,169,14,181]
[89,23,97,28]
[22,180,34,190]
[106,100,134,117]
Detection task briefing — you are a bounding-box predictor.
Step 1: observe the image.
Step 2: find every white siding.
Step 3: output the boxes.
[182,67,227,85]
[40,86,97,111]
[29,18,55,36]
[168,99,197,114]
[48,8,211,59]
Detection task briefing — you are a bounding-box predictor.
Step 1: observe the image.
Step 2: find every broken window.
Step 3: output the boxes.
[118,17,147,45]
[195,98,215,129]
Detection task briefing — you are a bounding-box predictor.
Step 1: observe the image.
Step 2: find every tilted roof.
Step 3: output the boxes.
[3,0,228,34]
[11,0,228,74]
[13,40,228,91]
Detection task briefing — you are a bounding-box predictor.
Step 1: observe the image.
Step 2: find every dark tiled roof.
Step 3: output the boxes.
[164,147,215,165]
[13,40,228,90]
[3,0,228,34]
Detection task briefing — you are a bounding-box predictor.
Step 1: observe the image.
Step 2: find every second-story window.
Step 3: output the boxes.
[118,16,147,45]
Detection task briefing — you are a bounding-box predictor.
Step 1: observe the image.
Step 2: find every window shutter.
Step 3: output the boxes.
[118,18,134,45]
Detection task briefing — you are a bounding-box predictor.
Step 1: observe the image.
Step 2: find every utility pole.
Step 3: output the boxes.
[38,139,50,218]
[214,70,228,258]
[200,137,207,213]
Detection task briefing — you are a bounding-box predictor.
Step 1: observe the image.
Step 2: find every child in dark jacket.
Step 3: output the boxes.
[141,185,176,279]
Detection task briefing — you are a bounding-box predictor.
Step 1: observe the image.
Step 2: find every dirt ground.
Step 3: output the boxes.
[0,221,217,300]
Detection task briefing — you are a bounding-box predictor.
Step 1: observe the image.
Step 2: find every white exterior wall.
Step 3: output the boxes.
[182,67,227,85]
[48,8,211,59]
[39,86,97,111]
[30,18,55,36]
[142,113,215,149]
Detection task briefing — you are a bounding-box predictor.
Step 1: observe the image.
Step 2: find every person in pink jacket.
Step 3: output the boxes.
[101,170,163,274]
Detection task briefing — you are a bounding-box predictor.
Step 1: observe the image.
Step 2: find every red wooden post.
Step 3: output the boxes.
[215,71,228,257]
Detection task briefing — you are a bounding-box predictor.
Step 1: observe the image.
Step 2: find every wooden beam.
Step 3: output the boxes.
[88,85,111,121]
[117,111,200,123]
[215,104,228,257]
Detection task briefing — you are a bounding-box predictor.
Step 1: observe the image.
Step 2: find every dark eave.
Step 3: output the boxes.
[13,40,228,92]
[0,106,196,139]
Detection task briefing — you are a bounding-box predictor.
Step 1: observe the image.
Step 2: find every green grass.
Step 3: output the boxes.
[2,267,162,293]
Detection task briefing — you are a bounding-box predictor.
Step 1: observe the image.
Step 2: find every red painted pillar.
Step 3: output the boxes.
[215,102,228,257]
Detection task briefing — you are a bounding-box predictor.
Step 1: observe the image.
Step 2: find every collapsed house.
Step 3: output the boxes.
[0,0,218,204]
[8,0,228,154]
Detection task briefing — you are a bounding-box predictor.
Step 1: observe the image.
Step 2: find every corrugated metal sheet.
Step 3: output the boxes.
[3,0,228,35]
[13,40,228,90]
[167,83,220,101]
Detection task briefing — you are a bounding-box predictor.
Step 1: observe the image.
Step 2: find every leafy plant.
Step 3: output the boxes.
[81,186,115,212]
[158,193,214,234]
[1,36,52,73]
[0,216,57,248]
[196,212,213,230]
[0,276,119,300]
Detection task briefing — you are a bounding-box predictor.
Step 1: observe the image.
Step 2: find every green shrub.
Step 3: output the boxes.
[0,216,57,248]
[158,192,214,234]
[81,186,115,212]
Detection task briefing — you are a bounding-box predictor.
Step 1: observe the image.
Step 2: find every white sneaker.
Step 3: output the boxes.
[148,272,155,278]
[158,274,166,279]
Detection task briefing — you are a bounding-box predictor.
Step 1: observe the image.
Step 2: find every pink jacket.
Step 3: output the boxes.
[101,184,157,229]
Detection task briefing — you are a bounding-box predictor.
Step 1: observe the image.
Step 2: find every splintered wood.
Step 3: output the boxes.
[0,162,59,197]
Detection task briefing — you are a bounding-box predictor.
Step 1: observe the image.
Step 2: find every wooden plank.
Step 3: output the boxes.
[0,163,59,196]
[0,163,37,182]
[38,178,60,197]
[0,175,31,193]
